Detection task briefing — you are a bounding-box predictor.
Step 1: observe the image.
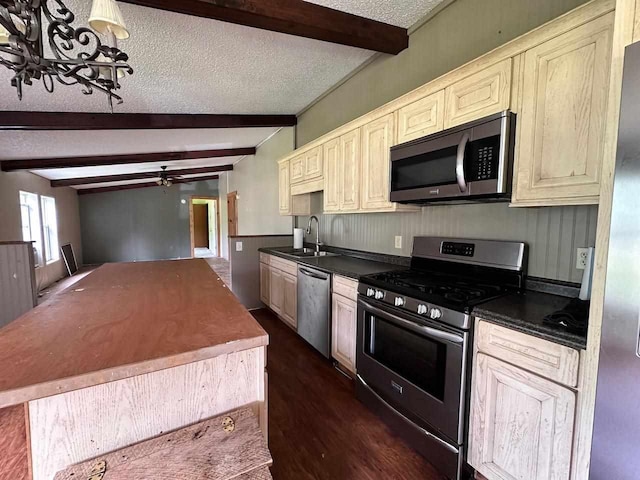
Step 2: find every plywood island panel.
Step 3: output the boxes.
[0,259,269,480]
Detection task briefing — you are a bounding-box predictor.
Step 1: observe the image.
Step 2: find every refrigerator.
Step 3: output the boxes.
[590,41,640,479]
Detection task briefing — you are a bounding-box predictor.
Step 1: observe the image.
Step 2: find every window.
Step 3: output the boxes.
[19,191,60,266]
[19,191,43,266]
[41,196,59,264]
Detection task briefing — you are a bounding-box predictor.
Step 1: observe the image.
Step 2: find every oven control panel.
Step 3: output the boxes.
[441,241,475,257]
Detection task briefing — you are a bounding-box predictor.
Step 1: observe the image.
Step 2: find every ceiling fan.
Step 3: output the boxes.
[155,166,180,187]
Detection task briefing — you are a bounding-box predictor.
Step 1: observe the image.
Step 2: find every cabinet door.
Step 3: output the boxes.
[469,353,575,480]
[269,268,284,315]
[278,161,291,215]
[305,146,323,179]
[331,294,357,373]
[323,138,341,213]
[290,154,305,183]
[444,58,512,128]
[281,273,297,329]
[397,90,445,144]
[340,128,361,211]
[259,263,270,305]
[361,113,396,210]
[513,14,613,205]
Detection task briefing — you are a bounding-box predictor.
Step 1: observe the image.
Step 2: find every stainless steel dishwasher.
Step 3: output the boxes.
[297,265,331,358]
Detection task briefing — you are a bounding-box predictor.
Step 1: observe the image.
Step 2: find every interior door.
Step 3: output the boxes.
[227,192,238,237]
[193,204,209,248]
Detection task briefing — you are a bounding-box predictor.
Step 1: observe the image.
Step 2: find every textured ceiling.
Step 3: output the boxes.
[0,0,445,188]
[306,0,446,28]
[0,127,278,161]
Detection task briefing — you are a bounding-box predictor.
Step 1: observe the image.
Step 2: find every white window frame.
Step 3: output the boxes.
[41,195,60,264]
[19,191,43,267]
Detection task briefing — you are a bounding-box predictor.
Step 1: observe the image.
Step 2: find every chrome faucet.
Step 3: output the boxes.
[306,215,323,253]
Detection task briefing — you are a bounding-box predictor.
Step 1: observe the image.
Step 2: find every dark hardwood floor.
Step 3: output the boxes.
[251,309,445,480]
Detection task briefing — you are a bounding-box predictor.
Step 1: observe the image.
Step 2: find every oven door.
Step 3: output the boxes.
[356,298,467,444]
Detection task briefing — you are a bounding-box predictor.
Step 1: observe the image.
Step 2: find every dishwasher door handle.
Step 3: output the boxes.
[299,267,329,280]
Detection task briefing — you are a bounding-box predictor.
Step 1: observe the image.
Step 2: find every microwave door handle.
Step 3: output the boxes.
[456,132,470,193]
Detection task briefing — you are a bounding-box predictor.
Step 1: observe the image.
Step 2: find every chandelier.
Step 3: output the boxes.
[0,0,133,109]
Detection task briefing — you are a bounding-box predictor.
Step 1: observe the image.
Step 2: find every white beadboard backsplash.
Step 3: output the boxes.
[296,197,597,283]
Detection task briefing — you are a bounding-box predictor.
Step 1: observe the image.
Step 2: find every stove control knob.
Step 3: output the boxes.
[366,288,375,297]
[374,290,384,300]
[417,304,428,315]
[429,308,443,320]
[394,297,405,307]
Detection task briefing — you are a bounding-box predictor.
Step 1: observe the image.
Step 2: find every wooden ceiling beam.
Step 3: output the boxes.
[0,112,297,131]
[119,0,408,55]
[77,175,221,195]
[1,148,254,171]
[50,164,234,187]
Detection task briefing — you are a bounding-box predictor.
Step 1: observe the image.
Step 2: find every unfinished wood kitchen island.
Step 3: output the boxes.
[0,259,269,480]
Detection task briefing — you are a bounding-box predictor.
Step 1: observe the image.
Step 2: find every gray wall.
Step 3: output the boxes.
[229,235,293,309]
[296,0,589,146]
[79,179,219,264]
[0,171,82,290]
[219,127,296,260]
[294,0,596,284]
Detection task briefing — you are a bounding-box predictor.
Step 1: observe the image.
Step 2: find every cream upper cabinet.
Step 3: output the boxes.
[323,130,361,213]
[278,160,291,215]
[397,90,445,144]
[281,272,297,330]
[259,262,270,305]
[331,294,357,374]
[279,159,311,216]
[305,147,323,179]
[512,13,613,206]
[469,353,576,480]
[323,138,341,213]
[444,58,512,129]
[290,154,305,183]
[361,113,397,210]
[340,129,361,211]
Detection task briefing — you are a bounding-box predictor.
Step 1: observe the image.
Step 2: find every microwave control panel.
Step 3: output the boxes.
[467,136,499,181]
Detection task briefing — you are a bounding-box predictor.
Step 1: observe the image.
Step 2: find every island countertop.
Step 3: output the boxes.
[0,259,268,409]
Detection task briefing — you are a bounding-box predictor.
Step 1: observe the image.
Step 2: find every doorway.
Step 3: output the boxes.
[227,191,238,237]
[189,196,220,258]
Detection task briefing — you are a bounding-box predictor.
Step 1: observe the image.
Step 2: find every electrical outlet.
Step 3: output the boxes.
[235,241,243,252]
[395,236,402,249]
[576,248,589,270]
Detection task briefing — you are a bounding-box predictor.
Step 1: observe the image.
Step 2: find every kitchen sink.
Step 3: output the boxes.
[279,248,340,258]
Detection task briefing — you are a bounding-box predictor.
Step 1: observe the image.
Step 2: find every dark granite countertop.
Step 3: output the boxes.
[259,247,407,279]
[475,290,587,350]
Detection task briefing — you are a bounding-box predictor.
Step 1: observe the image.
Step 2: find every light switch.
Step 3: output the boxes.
[395,236,402,249]
[235,241,243,252]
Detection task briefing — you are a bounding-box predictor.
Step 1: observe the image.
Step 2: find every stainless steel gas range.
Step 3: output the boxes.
[355,237,527,480]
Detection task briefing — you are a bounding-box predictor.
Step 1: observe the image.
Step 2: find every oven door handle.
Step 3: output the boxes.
[455,132,470,193]
[359,300,464,344]
[356,374,459,454]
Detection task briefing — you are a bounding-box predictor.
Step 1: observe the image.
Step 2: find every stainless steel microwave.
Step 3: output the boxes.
[390,111,515,204]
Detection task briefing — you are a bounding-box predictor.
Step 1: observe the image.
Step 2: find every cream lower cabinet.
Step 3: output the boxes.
[331,276,358,374]
[331,295,357,374]
[469,321,579,480]
[512,13,614,206]
[280,272,297,329]
[259,262,270,305]
[264,255,298,329]
[269,267,283,315]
